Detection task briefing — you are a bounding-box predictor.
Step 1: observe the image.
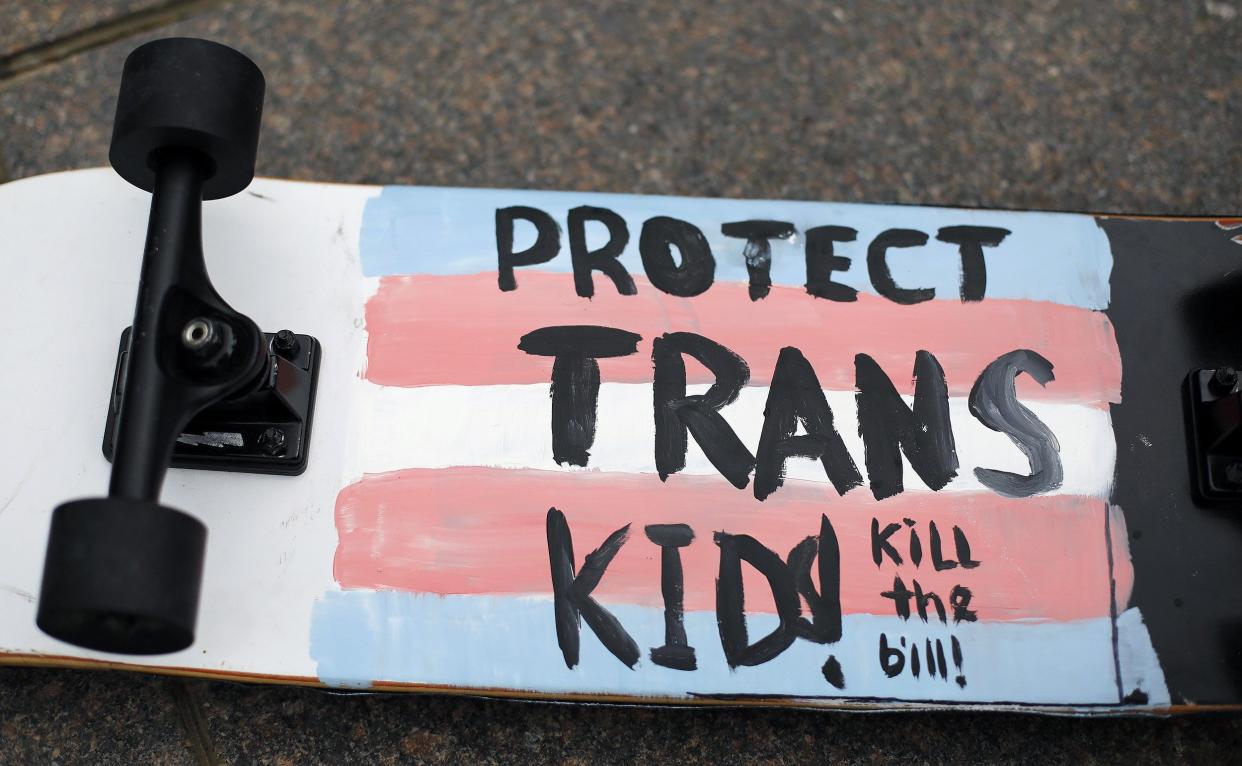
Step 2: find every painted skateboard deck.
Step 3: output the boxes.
[1,168,1239,714]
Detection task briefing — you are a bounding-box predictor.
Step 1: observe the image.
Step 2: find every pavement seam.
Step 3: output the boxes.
[0,0,231,84]
[167,679,223,766]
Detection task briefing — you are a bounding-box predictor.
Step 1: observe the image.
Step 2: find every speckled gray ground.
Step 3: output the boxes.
[1,0,1241,763]
[2,0,1240,212]
[0,0,165,56]
[4,666,1242,765]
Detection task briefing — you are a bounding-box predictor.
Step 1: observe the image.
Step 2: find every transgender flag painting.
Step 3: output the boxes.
[308,186,1169,710]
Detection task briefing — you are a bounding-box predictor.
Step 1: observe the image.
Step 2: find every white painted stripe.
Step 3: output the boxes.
[311,591,1167,708]
[347,382,1116,498]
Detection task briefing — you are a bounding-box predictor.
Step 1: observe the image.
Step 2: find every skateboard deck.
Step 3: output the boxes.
[2,168,1240,714]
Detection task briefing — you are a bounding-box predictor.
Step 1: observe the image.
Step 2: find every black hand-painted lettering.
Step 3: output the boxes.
[785,515,843,645]
[867,228,933,304]
[639,216,716,297]
[905,518,923,567]
[645,523,697,671]
[929,521,957,570]
[568,206,636,298]
[936,225,1010,302]
[950,585,977,623]
[546,508,640,669]
[805,225,858,302]
[913,580,946,623]
[496,206,560,291]
[879,633,905,677]
[880,575,913,620]
[653,332,755,488]
[821,656,846,689]
[954,526,980,568]
[714,532,801,667]
[855,351,959,500]
[952,635,966,687]
[871,518,903,567]
[721,220,795,301]
[519,326,642,467]
[969,349,1063,497]
[755,346,863,500]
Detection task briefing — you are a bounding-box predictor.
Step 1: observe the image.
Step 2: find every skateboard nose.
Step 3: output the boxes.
[36,38,317,656]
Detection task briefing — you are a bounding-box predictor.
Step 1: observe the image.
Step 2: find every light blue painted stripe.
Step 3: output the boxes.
[309,590,1163,706]
[359,186,1114,310]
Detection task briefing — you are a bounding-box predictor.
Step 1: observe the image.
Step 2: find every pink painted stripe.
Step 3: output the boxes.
[1108,505,1135,613]
[362,272,1121,402]
[334,467,1124,622]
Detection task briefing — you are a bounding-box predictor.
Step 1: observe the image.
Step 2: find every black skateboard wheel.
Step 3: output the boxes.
[109,37,265,200]
[36,498,207,655]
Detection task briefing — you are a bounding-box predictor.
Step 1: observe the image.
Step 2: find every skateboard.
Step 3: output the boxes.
[1,38,1240,715]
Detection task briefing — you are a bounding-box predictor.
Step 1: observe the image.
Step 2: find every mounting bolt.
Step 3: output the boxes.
[257,427,286,456]
[182,318,217,351]
[1225,462,1242,487]
[180,316,235,369]
[1211,366,1239,394]
[273,329,300,359]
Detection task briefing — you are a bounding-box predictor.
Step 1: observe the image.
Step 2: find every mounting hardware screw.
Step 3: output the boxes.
[1225,462,1242,487]
[182,318,216,351]
[1212,366,1239,394]
[273,329,300,358]
[257,427,287,456]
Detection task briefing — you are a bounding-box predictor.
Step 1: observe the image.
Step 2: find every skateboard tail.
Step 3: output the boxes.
[308,185,1168,710]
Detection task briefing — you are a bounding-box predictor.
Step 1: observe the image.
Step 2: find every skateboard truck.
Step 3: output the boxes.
[102,324,318,475]
[36,38,319,655]
[1185,366,1242,507]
